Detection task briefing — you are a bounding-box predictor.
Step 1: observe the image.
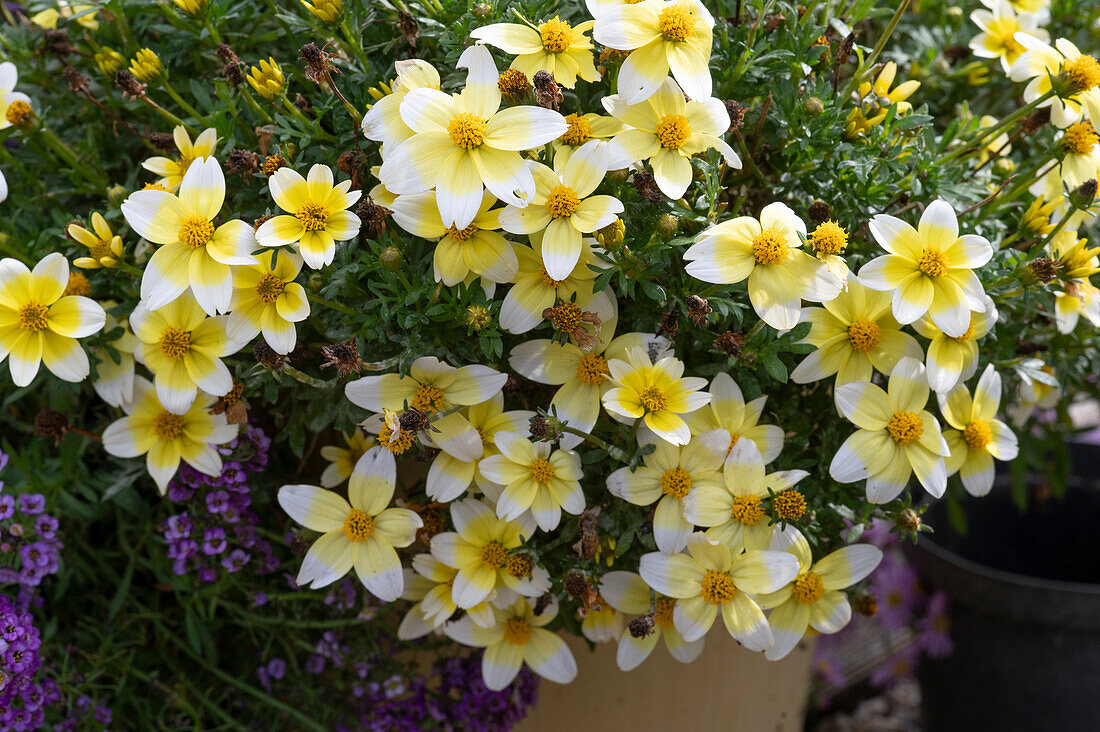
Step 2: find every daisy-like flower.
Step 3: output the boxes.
[390,190,517,286]
[447,597,577,691]
[807,220,851,284]
[67,213,124,269]
[499,236,604,334]
[499,140,622,280]
[470,16,599,89]
[361,59,441,153]
[859,199,993,338]
[684,440,808,553]
[1054,277,1100,334]
[604,78,739,200]
[759,526,882,661]
[939,365,1019,496]
[969,0,1048,72]
[0,62,31,132]
[1057,121,1100,189]
[684,372,785,463]
[602,345,710,446]
[378,45,567,229]
[320,429,376,487]
[225,249,309,355]
[685,202,841,331]
[791,275,924,387]
[130,294,237,414]
[255,164,362,270]
[599,570,705,671]
[593,0,714,103]
[277,447,422,599]
[913,296,998,393]
[91,308,139,408]
[478,432,584,531]
[345,357,508,462]
[398,553,500,639]
[639,533,800,649]
[141,126,219,190]
[844,62,921,139]
[0,253,104,387]
[1008,35,1100,128]
[607,430,727,552]
[122,157,258,315]
[430,498,550,608]
[830,357,950,503]
[552,112,625,167]
[102,376,237,492]
[581,591,624,643]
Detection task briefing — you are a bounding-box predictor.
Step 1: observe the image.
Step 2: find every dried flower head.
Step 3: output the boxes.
[34,409,68,440]
[320,339,367,376]
[632,170,663,203]
[356,198,391,239]
[225,149,260,179]
[686,295,713,327]
[714,330,745,357]
[532,70,563,110]
[253,341,286,370]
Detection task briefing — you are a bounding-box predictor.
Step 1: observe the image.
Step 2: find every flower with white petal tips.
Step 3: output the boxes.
[968,0,1048,73]
[602,345,711,446]
[141,126,218,190]
[1008,34,1100,128]
[499,236,606,335]
[320,429,376,488]
[470,16,599,89]
[552,112,625,168]
[600,570,705,671]
[684,372,785,463]
[479,431,584,532]
[277,447,421,599]
[913,296,997,394]
[0,62,32,131]
[398,553,501,640]
[939,365,1019,497]
[361,59,441,153]
[226,249,310,355]
[91,308,139,408]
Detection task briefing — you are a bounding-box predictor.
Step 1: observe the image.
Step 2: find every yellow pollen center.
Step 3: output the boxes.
[498,69,529,97]
[951,323,975,342]
[158,327,192,359]
[444,223,479,242]
[506,554,533,579]
[153,411,185,440]
[1062,122,1099,155]
[700,569,737,605]
[256,273,286,304]
[792,572,824,604]
[658,3,695,42]
[538,18,574,54]
[502,617,533,645]
[752,226,789,265]
[847,319,882,352]
[5,99,31,125]
[63,273,90,297]
[811,221,849,255]
[545,185,581,218]
[660,467,693,498]
[561,114,593,146]
[963,419,993,450]
[342,508,375,542]
[655,114,691,149]
[772,489,807,520]
[296,201,329,232]
[529,457,556,483]
[410,383,446,413]
[638,386,668,412]
[731,495,764,525]
[918,248,948,277]
[480,541,510,569]
[1062,55,1100,93]
[448,112,486,149]
[576,352,609,385]
[654,597,676,628]
[178,216,214,248]
[548,301,583,332]
[726,434,740,457]
[886,410,924,445]
[378,421,415,454]
[538,264,567,289]
[17,302,49,332]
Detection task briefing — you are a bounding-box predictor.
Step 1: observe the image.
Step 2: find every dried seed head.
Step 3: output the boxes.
[808,200,831,224]
[398,408,432,435]
[253,341,286,370]
[628,614,656,639]
[356,198,391,239]
[563,573,590,598]
[532,70,563,110]
[114,70,147,100]
[320,339,367,376]
[686,295,713,327]
[34,409,68,440]
[1027,257,1061,285]
[225,149,260,178]
[398,10,419,46]
[714,330,745,357]
[63,66,90,96]
[724,100,746,129]
[657,310,679,339]
[1021,108,1051,136]
[632,170,663,203]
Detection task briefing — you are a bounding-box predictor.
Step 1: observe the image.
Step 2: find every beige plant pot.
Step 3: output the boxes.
[517,632,816,731]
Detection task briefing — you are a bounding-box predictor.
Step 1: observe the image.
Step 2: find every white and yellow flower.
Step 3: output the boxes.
[552,112,625,167]
[602,345,710,446]
[361,59,441,153]
[0,63,31,131]
[969,0,1048,72]
[0,253,105,387]
[226,249,309,355]
[478,431,584,531]
[685,202,841,331]
[320,429,377,488]
[471,16,599,89]
[859,199,992,338]
[684,372,785,463]
[499,237,604,334]
[1008,35,1100,128]
[398,553,500,639]
[255,164,362,270]
[1057,122,1100,189]
[67,213,124,269]
[277,447,422,599]
[830,357,950,503]
[939,365,1019,496]
[599,570,705,671]
[102,376,237,492]
[141,126,219,190]
[639,533,800,649]
[913,296,998,393]
[581,591,624,643]
[1050,228,1100,334]
[91,308,139,408]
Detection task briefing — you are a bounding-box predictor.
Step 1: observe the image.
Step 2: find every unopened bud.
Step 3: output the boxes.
[380,246,403,271]
[896,508,921,532]
[656,213,679,238]
[804,96,824,116]
[1069,178,1097,210]
[472,3,492,18]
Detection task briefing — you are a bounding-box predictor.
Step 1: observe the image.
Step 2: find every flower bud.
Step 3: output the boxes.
[301,0,342,23]
[380,246,403,271]
[473,3,493,19]
[804,96,824,116]
[95,47,125,76]
[129,48,164,83]
[594,218,625,248]
[656,213,680,238]
[307,273,324,293]
[248,58,285,101]
[1069,178,1097,210]
[464,304,491,331]
[172,0,208,16]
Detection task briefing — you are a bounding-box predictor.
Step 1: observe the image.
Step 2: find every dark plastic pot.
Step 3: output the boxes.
[908,449,1100,732]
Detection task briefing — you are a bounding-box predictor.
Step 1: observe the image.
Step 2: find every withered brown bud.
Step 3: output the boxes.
[1069,178,1097,210]
[529,414,551,440]
[838,33,856,64]
[1021,108,1051,136]
[532,70,563,111]
[563,573,590,598]
[855,594,878,618]
[896,508,922,532]
[356,197,390,239]
[253,341,286,370]
[320,339,367,376]
[686,295,713,327]
[764,13,786,31]
[337,150,362,175]
[628,614,656,639]
[724,100,746,130]
[215,44,238,65]
[572,506,602,560]
[34,409,68,440]
[398,10,419,46]
[399,407,432,434]
[632,170,663,203]
[1027,257,1061,285]
[944,45,971,64]
[808,200,831,224]
[714,330,745,357]
[41,28,74,58]
[114,70,147,100]
[299,43,332,84]
[223,61,245,87]
[225,149,260,179]
[63,67,90,96]
[294,93,313,116]
[211,380,248,425]
[657,310,679,339]
[146,131,176,152]
[255,125,276,156]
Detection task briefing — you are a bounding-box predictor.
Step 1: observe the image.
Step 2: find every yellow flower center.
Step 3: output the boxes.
[963,419,993,450]
[545,185,581,218]
[726,434,740,457]
[811,220,848,255]
[178,216,214,249]
[847,319,882,352]
[378,421,415,454]
[731,495,764,525]
[143,182,171,192]
[447,112,486,149]
[655,114,691,150]
[158,327,192,359]
[410,383,446,413]
[918,248,948,277]
[502,617,533,646]
[443,222,479,242]
[256,273,286,304]
[752,226,789,265]
[792,572,824,604]
[1062,121,1099,155]
[506,554,533,579]
[497,69,529,98]
[886,410,924,445]
[1061,55,1100,93]
[658,2,696,42]
[538,264,567,289]
[538,18,574,54]
[529,457,556,483]
[153,411,185,440]
[480,540,510,569]
[772,489,807,520]
[576,352,609,385]
[700,569,737,605]
[660,467,693,498]
[548,301,583,332]
[342,508,375,542]
[296,201,329,232]
[560,114,593,146]
[951,323,975,342]
[638,386,668,412]
[654,597,676,628]
[5,99,31,127]
[17,302,49,332]
[63,272,91,297]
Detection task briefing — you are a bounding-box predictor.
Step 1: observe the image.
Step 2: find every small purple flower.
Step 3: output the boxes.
[94,705,113,723]
[206,490,231,514]
[221,549,249,573]
[0,495,13,520]
[167,483,194,502]
[17,495,45,515]
[306,655,325,674]
[202,528,228,555]
[32,514,58,539]
[8,522,23,537]
[199,567,217,583]
[19,543,51,569]
[267,657,286,681]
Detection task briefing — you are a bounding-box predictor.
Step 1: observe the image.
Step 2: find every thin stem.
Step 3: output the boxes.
[939,90,1055,166]
[202,17,222,46]
[116,259,145,278]
[239,86,274,124]
[160,81,207,124]
[838,0,910,101]
[279,363,330,388]
[306,291,359,317]
[557,424,630,462]
[139,96,194,132]
[280,96,336,141]
[732,128,765,183]
[35,126,108,189]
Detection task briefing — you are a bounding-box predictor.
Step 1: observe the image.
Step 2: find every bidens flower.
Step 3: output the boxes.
[226,249,310,355]
[478,431,584,532]
[320,429,376,487]
[969,0,1048,72]
[602,345,711,446]
[361,59,441,153]
[938,365,1019,496]
[398,553,499,639]
[67,213,124,269]
[0,62,32,131]
[684,372,785,464]
[844,62,921,138]
[142,126,218,190]
[599,570,705,671]
[471,16,599,89]
[499,237,605,334]
[913,296,998,393]
[1009,35,1100,128]
[247,58,285,101]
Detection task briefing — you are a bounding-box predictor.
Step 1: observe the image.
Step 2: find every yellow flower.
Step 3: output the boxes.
[975,115,1013,166]
[320,429,377,488]
[225,250,309,355]
[1009,35,1100,128]
[969,0,1048,72]
[102,376,238,492]
[830,357,950,503]
[602,345,711,445]
[141,125,219,191]
[939,365,1019,497]
[471,16,600,89]
[685,372,785,462]
[30,2,99,30]
[1021,196,1059,237]
[247,58,285,101]
[478,432,584,532]
[844,62,921,138]
[552,112,625,167]
[1049,229,1100,333]
[685,202,841,330]
[600,570,705,670]
[277,447,422,598]
[499,236,605,334]
[129,48,164,83]
[398,553,499,639]
[255,164,362,269]
[0,63,32,133]
[808,220,851,283]
[593,0,714,103]
[361,59,442,153]
[67,213,124,269]
[172,0,208,16]
[301,0,341,23]
[0,253,105,387]
[1057,121,1100,189]
[914,296,998,393]
[859,199,993,338]
[95,48,126,76]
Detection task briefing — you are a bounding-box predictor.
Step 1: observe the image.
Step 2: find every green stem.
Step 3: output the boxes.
[732,128,765,183]
[306,291,359,317]
[141,97,193,132]
[557,424,630,462]
[857,0,909,88]
[161,81,207,123]
[745,319,767,341]
[339,18,371,70]
[280,96,336,141]
[116,259,145,278]
[202,17,222,45]
[239,86,274,124]
[939,90,1055,167]
[35,126,108,190]
[280,363,330,388]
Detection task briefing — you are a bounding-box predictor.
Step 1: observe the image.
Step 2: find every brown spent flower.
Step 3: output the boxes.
[34,409,68,440]
[532,70,563,111]
[300,43,338,84]
[255,125,276,156]
[632,170,663,203]
[146,131,176,152]
[226,149,260,179]
[657,310,679,340]
[572,506,602,559]
[714,330,745,357]
[686,295,713,327]
[724,100,746,129]
[837,33,856,64]
[398,407,433,435]
[294,93,314,116]
[114,70,147,100]
[855,594,879,618]
[211,379,248,424]
[63,66,90,96]
[764,13,786,32]
[356,197,391,239]
[1021,108,1051,136]
[398,10,419,46]
[1027,257,1062,285]
[253,341,286,370]
[628,614,656,639]
[415,504,445,544]
[808,200,831,224]
[944,45,971,64]
[543,301,602,352]
[41,28,74,58]
[320,339,367,376]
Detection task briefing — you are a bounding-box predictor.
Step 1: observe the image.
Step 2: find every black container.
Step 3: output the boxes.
[909,458,1100,732]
